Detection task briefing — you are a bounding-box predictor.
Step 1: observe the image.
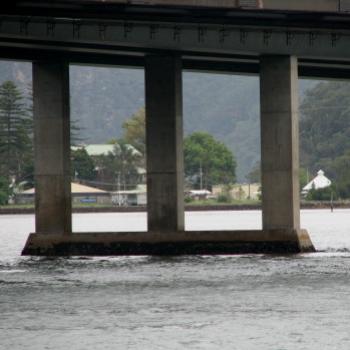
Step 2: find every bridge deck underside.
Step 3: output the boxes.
[1,6,350,78]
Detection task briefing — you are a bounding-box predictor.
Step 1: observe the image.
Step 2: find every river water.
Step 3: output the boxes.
[1,209,350,349]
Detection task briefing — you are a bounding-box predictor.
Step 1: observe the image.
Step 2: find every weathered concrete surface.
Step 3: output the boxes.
[33,62,72,234]
[145,55,184,232]
[22,229,315,256]
[260,55,300,231]
[82,0,339,12]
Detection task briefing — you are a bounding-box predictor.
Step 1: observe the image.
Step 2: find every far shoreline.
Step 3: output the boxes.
[0,201,348,215]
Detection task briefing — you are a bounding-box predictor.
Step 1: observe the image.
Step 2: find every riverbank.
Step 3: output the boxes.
[0,201,348,214]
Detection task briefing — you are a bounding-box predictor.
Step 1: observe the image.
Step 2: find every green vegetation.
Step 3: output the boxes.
[0,176,10,205]
[216,184,233,203]
[246,161,260,183]
[71,148,96,181]
[94,139,142,190]
[70,119,85,146]
[300,81,350,199]
[330,151,350,199]
[184,131,236,190]
[305,186,337,201]
[0,81,32,182]
[120,111,237,191]
[122,107,145,156]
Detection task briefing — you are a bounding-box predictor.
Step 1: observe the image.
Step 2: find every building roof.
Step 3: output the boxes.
[20,182,108,195]
[112,184,147,195]
[302,170,332,192]
[72,144,115,156]
[72,143,142,157]
[188,190,211,195]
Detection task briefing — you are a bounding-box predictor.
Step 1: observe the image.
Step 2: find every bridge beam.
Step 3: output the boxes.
[32,61,72,235]
[145,54,185,232]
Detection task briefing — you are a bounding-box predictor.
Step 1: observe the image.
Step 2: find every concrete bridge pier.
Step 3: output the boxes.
[145,55,184,233]
[259,55,314,252]
[32,61,72,236]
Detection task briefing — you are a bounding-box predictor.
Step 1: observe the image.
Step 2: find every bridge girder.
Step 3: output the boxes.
[0,13,350,78]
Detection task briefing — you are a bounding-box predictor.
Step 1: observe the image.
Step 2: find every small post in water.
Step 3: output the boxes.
[330,190,334,212]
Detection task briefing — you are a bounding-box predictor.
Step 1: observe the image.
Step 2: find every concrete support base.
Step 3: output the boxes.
[22,229,315,256]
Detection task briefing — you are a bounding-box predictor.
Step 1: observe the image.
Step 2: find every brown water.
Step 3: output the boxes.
[1,210,350,349]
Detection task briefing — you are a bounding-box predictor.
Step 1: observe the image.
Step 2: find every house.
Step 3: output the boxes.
[212,183,261,200]
[302,169,332,196]
[111,184,147,206]
[72,143,146,183]
[15,182,111,205]
[185,189,212,200]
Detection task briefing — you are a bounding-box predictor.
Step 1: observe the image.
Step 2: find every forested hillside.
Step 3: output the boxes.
[0,61,314,180]
[300,81,350,198]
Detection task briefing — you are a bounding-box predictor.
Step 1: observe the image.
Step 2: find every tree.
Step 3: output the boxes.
[71,148,96,181]
[122,107,145,156]
[300,81,350,198]
[96,139,142,190]
[300,81,350,172]
[299,167,309,189]
[306,185,338,201]
[113,139,141,190]
[184,131,236,189]
[246,161,261,183]
[0,176,10,205]
[329,150,350,199]
[70,119,85,146]
[0,81,32,181]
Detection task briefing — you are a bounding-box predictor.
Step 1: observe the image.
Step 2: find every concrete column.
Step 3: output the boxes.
[33,62,72,234]
[145,55,184,232]
[260,55,300,230]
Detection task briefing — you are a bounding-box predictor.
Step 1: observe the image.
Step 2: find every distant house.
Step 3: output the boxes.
[72,143,146,182]
[186,189,212,200]
[302,170,332,196]
[111,184,147,206]
[15,182,111,205]
[212,183,260,200]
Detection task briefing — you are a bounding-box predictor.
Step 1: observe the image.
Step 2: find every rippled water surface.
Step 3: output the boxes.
[1,209,350,350]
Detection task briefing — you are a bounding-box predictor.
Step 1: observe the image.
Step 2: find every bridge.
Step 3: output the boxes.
[4,0,349,255]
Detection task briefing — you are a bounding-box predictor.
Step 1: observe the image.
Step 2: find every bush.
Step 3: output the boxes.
[184,196,193,203]
[306,186,338,201]
[217,193,231,203]
[0,177,9,205]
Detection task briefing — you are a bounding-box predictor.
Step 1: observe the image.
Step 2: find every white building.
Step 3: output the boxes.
[111,184,147,206]
[302,170,332,196]
[186,189,212,200]
[212,183,261,200]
